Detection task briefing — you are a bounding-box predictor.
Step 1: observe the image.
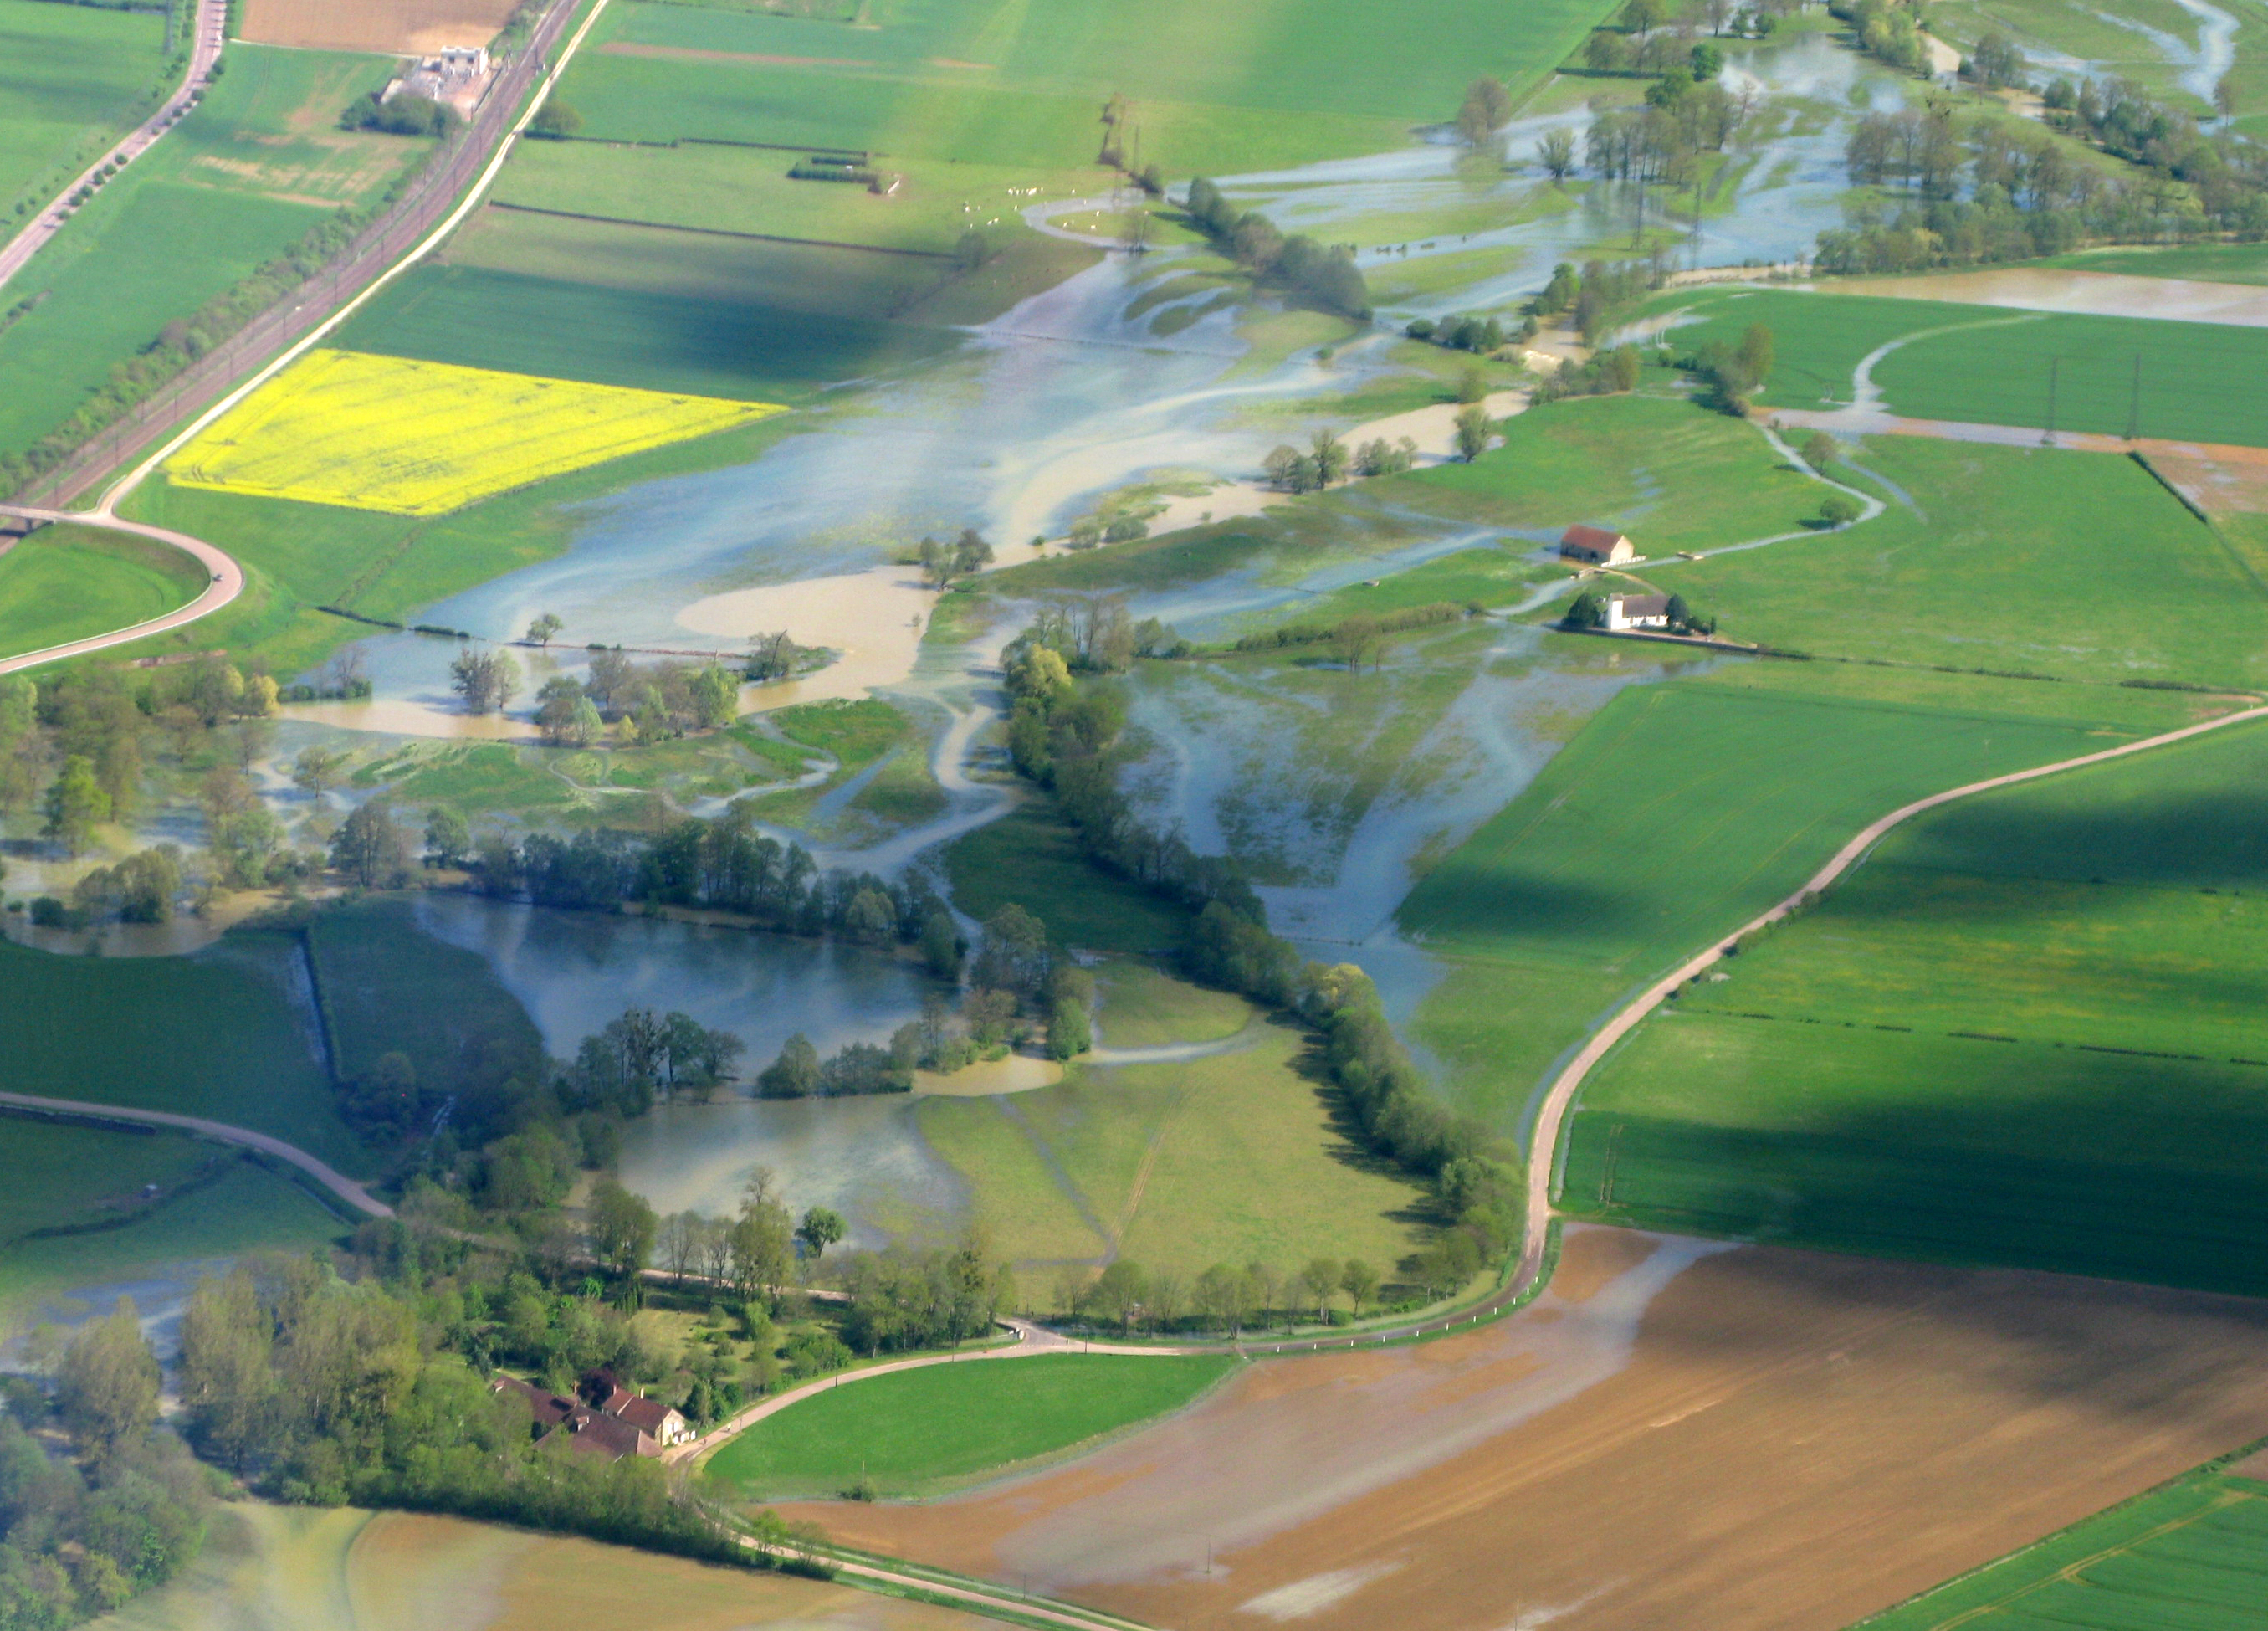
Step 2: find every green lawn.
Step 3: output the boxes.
[701,1352,1237,1499]
[1563,715,2268,1296]
[1665,435,2268,688]
[1400,678,2145,1129]
[0,0,166,215]
[1655,286,2268,446]
[557,0,1615,173]
[1093,960,1251,1049]
[0,523,204,659]
[1852,1465,2268,1630]
[0,932,372,1175]
[0,43,422,460]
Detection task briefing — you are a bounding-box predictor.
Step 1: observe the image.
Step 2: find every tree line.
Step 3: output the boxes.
[1180,178,1371,320]
[1001,602,1526,1290]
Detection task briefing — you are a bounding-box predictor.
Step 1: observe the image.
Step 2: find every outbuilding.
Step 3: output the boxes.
[1559,525,1636,566]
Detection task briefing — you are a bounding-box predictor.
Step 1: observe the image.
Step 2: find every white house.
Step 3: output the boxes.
[1559,524,1636,567]
[1604,592,1671,631]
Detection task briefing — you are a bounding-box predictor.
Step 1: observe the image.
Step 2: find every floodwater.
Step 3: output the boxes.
[1830,265,2268,325]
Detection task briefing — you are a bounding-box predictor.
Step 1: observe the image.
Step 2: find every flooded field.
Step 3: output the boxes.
[1834,266,2268,325]
[90,1504,996,1631]
[800,1226,2268,1631]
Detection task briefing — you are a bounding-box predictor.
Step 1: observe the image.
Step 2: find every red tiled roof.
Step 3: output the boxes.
[1560,524,1630,552]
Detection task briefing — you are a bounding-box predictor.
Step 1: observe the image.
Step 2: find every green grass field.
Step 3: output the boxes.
[919,1003,1431,1277]
[555,0,1614,174]
[1664,435,2268,689]
[1563,715,2268,1296]
[701,1353,1237,1499]
[1400,678,2148,1130]
[0,523,204,659]
[1854,1464,2268,1630]
[944,806,1190,955]
[2039,240,2268,285]
[0,43,421,459]
[0,932,371,1174]
[0,1122,348,1321]
[1655,287,2268,446]
[1927,0,2209,108]
[1398,390,1823,551]
[0,0,166,214]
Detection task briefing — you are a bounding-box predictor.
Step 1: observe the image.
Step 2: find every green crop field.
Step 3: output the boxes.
[1401,678,2143,1129]
[1854,1464,2268,1630]
[701,1353,1238,1499]
[0,43,421,459]
[1928,0,2209,107]
[1562,715,2268,1295]
[0,933,372,1174]
[0,0,166,214]
[0,1121,347,1318]
[555,0,1612,173]
[0,522,204,659]
[919,1003,1428,1278]
[1664,435,2268,689]
[338,261,963,402]
[1656,286,2268,446]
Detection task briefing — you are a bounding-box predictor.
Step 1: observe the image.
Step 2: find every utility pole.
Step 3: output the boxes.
[2127,352,2143,441]
[2043,356,2059,444]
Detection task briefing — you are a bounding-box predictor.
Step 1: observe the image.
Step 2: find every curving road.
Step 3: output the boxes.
[0,0,228,294]
[0,502,243,676]
[0,1090,392,1218]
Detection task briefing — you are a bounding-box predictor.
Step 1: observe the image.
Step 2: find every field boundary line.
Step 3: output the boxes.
[1524,698,2268,1255]
[0,1091,391,1218]
[486,200,956,258]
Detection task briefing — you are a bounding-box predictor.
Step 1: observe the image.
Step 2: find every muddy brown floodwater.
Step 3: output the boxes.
[1830,267,2268,326]
[793,1227,2268,1631]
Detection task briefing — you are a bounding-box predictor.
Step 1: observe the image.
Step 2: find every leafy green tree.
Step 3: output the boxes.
[1090,1260,1148,1335]
[1339,1258,1380,1316]
[951,527,995,575]
[1310,427,1349,485]
[1301,1257,1341,1320]
[1800,429,1837,471]
[528,98,581,138]
[1818,493,1862,527]
[291,745,347,798]
[796,1206,847,1264]
[1453,403,1492,462]
[1691,40,1725,79]
[1047,997,1092,1059]
[424,805,471,869]
[178,1270,274,1469]
[41,753,110,854]
[1738,322,1775,386]
[1454,76,1510,146]
[330,799,412,888]
[1538,126,1577,182]
[588,1179,658,1282]
[1619,0,1666,34]
[525,612,565,645]
[1565,591,1606,629]
[757,1033,822,1098]
[57,1301,161,1469]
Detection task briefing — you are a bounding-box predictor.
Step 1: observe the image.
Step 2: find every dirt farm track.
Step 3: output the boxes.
[239,0,521,54]
[792,1228,2268,1631]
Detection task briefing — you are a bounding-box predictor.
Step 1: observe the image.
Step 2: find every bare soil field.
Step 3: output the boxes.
[239,0,520,54]
[792,1228,2268,1631]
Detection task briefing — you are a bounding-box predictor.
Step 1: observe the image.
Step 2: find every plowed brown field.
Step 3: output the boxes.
[790,1228,2268,1631]
[239,0,520,54]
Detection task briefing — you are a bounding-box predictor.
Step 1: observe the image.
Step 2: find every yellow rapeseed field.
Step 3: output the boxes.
[166,350,784,515]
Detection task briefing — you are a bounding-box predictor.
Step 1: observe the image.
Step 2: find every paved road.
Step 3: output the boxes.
[0,0,228,294]
[0,1090,392,1218]
[0,503,243,675]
